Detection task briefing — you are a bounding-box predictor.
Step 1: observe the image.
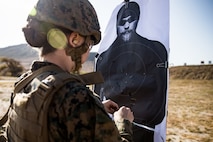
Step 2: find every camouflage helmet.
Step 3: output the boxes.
[29,0,101,45]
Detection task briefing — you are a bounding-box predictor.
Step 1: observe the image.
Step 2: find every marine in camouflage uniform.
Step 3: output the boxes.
[4,0,134,142]
[8,61,132,142]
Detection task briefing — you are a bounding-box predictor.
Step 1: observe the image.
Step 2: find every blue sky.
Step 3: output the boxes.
[0,0,212,66]
[170,0,213,66]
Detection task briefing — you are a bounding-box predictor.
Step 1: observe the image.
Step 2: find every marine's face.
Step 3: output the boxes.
[117,15,138,42]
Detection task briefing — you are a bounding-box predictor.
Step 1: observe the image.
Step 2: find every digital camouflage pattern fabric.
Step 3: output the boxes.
[4,61,132,142]
[29,0,101,45]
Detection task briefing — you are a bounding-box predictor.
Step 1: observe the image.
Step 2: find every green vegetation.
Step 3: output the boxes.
[0,57,24,77]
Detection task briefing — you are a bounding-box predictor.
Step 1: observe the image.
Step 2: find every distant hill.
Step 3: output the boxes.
[0,44,39,59]
[169,65,213,80]
[0,44,97,70]
[1,44,212,79]
[0,44,39,69]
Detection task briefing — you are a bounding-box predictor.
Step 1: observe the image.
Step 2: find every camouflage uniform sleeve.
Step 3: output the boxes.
[115,119,133,142]
[92,94,133,142]
[48,82,132,142]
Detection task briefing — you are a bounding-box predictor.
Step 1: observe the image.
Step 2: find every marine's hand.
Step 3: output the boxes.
[114,106,134,123]
[102,99,119,114]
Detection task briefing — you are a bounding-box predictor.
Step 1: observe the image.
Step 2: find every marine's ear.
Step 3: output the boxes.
[69,32,85,47]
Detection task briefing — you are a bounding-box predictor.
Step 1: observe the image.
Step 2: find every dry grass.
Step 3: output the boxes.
[167,79,213,142]
[0,76,212,142]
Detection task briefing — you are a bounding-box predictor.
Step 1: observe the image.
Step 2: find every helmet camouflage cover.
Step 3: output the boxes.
[29,0,101,45]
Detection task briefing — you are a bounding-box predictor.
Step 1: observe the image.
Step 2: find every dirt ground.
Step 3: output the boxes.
[0,77,212,142]
[0,76,16,117]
